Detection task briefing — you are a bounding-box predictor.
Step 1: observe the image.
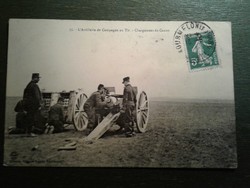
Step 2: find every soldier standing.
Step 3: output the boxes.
[83,84,108,133]
[23,73,43,136]
[122,76,137,137]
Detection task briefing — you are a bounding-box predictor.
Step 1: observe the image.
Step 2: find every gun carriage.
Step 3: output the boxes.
[42,87,149,139]
[42,90,88,131]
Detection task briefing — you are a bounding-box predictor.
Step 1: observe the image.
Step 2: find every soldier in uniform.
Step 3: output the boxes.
[45,97,65,134]
[83,84,108,133]
[121,76,137,137]
[8,100,27,134]
[23,73,44,136]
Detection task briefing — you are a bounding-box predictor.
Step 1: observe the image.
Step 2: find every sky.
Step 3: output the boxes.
[6,19,234,100]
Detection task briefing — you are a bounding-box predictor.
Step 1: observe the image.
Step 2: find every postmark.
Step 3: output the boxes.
[174,21,219,71]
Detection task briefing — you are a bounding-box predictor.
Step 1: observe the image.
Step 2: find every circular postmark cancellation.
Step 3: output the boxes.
[173,21,219,71]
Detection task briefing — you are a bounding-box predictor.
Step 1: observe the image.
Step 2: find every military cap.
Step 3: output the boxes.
[122,76,130,83]
[58,96,64,102]
[98,84,105,90]
[32,73,41,79]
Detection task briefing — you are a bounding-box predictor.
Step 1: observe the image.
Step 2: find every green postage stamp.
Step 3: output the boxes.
[185,31,219,70]
[174,21,220,71]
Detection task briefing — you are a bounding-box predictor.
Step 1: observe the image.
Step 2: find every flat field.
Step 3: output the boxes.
[3,97,237,168]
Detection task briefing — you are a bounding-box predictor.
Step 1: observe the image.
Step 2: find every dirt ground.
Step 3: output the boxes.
[3,97,237,168]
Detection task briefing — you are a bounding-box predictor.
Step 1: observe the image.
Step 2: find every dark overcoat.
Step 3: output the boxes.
[23,80,42,111]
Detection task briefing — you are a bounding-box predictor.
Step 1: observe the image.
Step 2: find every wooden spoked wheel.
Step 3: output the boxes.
[73,92,88,131]
[136,91,149,133]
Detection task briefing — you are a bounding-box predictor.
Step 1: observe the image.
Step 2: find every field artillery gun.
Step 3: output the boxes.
[86,87,149,140]
[42,87,149,140]
[42,90,88,131]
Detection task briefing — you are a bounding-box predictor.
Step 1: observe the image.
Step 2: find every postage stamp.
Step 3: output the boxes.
[174,21,220,71]
[185,31,218,70]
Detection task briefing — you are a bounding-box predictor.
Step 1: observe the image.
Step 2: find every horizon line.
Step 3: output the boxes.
[5,95,234,101]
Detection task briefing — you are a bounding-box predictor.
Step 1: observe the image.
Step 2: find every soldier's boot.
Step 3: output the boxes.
[125,122,136,137]
[84,123,94,136]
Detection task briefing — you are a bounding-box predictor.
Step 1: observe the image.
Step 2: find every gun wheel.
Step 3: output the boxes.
[136,91,149,133]
[73,92,88,131]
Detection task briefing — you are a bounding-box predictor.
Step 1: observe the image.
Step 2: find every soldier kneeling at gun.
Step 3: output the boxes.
[44,97,65,134]
[84,84,113,134]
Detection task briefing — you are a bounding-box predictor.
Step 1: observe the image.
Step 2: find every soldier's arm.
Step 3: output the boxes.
[32,84,42,109]
[122,87,129,104]
[95,93,107,108]
[132,88,137,103]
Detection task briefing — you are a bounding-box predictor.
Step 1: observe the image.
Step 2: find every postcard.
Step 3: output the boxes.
[4,19,237,168]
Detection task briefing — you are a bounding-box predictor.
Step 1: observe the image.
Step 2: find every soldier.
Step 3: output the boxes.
[8,100,27,134]
[121,76,137,137]
[23,73,44,136]
[45,97,65,134]
[83,84,108,133]
[97,87,113,119]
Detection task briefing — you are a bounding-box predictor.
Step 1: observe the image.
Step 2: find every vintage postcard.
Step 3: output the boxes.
[4,19,237,168]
